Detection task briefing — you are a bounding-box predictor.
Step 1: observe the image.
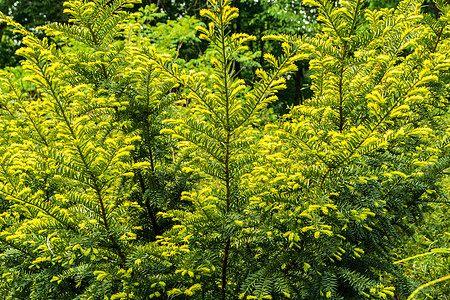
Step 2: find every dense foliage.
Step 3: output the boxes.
[0,0,448,299]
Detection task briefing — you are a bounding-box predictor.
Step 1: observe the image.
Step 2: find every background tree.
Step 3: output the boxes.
[0,0,67,67]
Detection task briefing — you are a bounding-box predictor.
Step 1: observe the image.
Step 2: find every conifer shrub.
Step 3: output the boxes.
[0,0,192,298]
[238,0,450,298]
[151,0,450,299]
[0,0,448,299]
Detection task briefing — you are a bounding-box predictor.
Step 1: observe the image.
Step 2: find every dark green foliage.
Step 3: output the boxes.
[0,0,67,68]
[0,0,448,300]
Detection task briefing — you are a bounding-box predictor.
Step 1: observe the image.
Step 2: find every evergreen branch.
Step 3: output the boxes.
[150,59,226,128]
[221,239,231,300]
[91,175,127,266]
[137,171,160,236]
[315,0,345,43]
[4,76,50,147]
[0,236,34,257]
[330,77,420,172]
[99,144,121,175]
[0,186,78,232]
[319,165,334,188]
[147,138,155,173]
[19,103,50,147]
[182,117,226,144]
[236,55,292,129]
[219,14,231,133]
[178,130,226,165]
[338,65,345,132]
[347,0,364,40]
[380,177,403,203]
[280,129,329,166]
[432,25,445,53]
[216,4,233,298]
[85,22,109,79]
[381,148,450,204]
[28,45,128,267]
